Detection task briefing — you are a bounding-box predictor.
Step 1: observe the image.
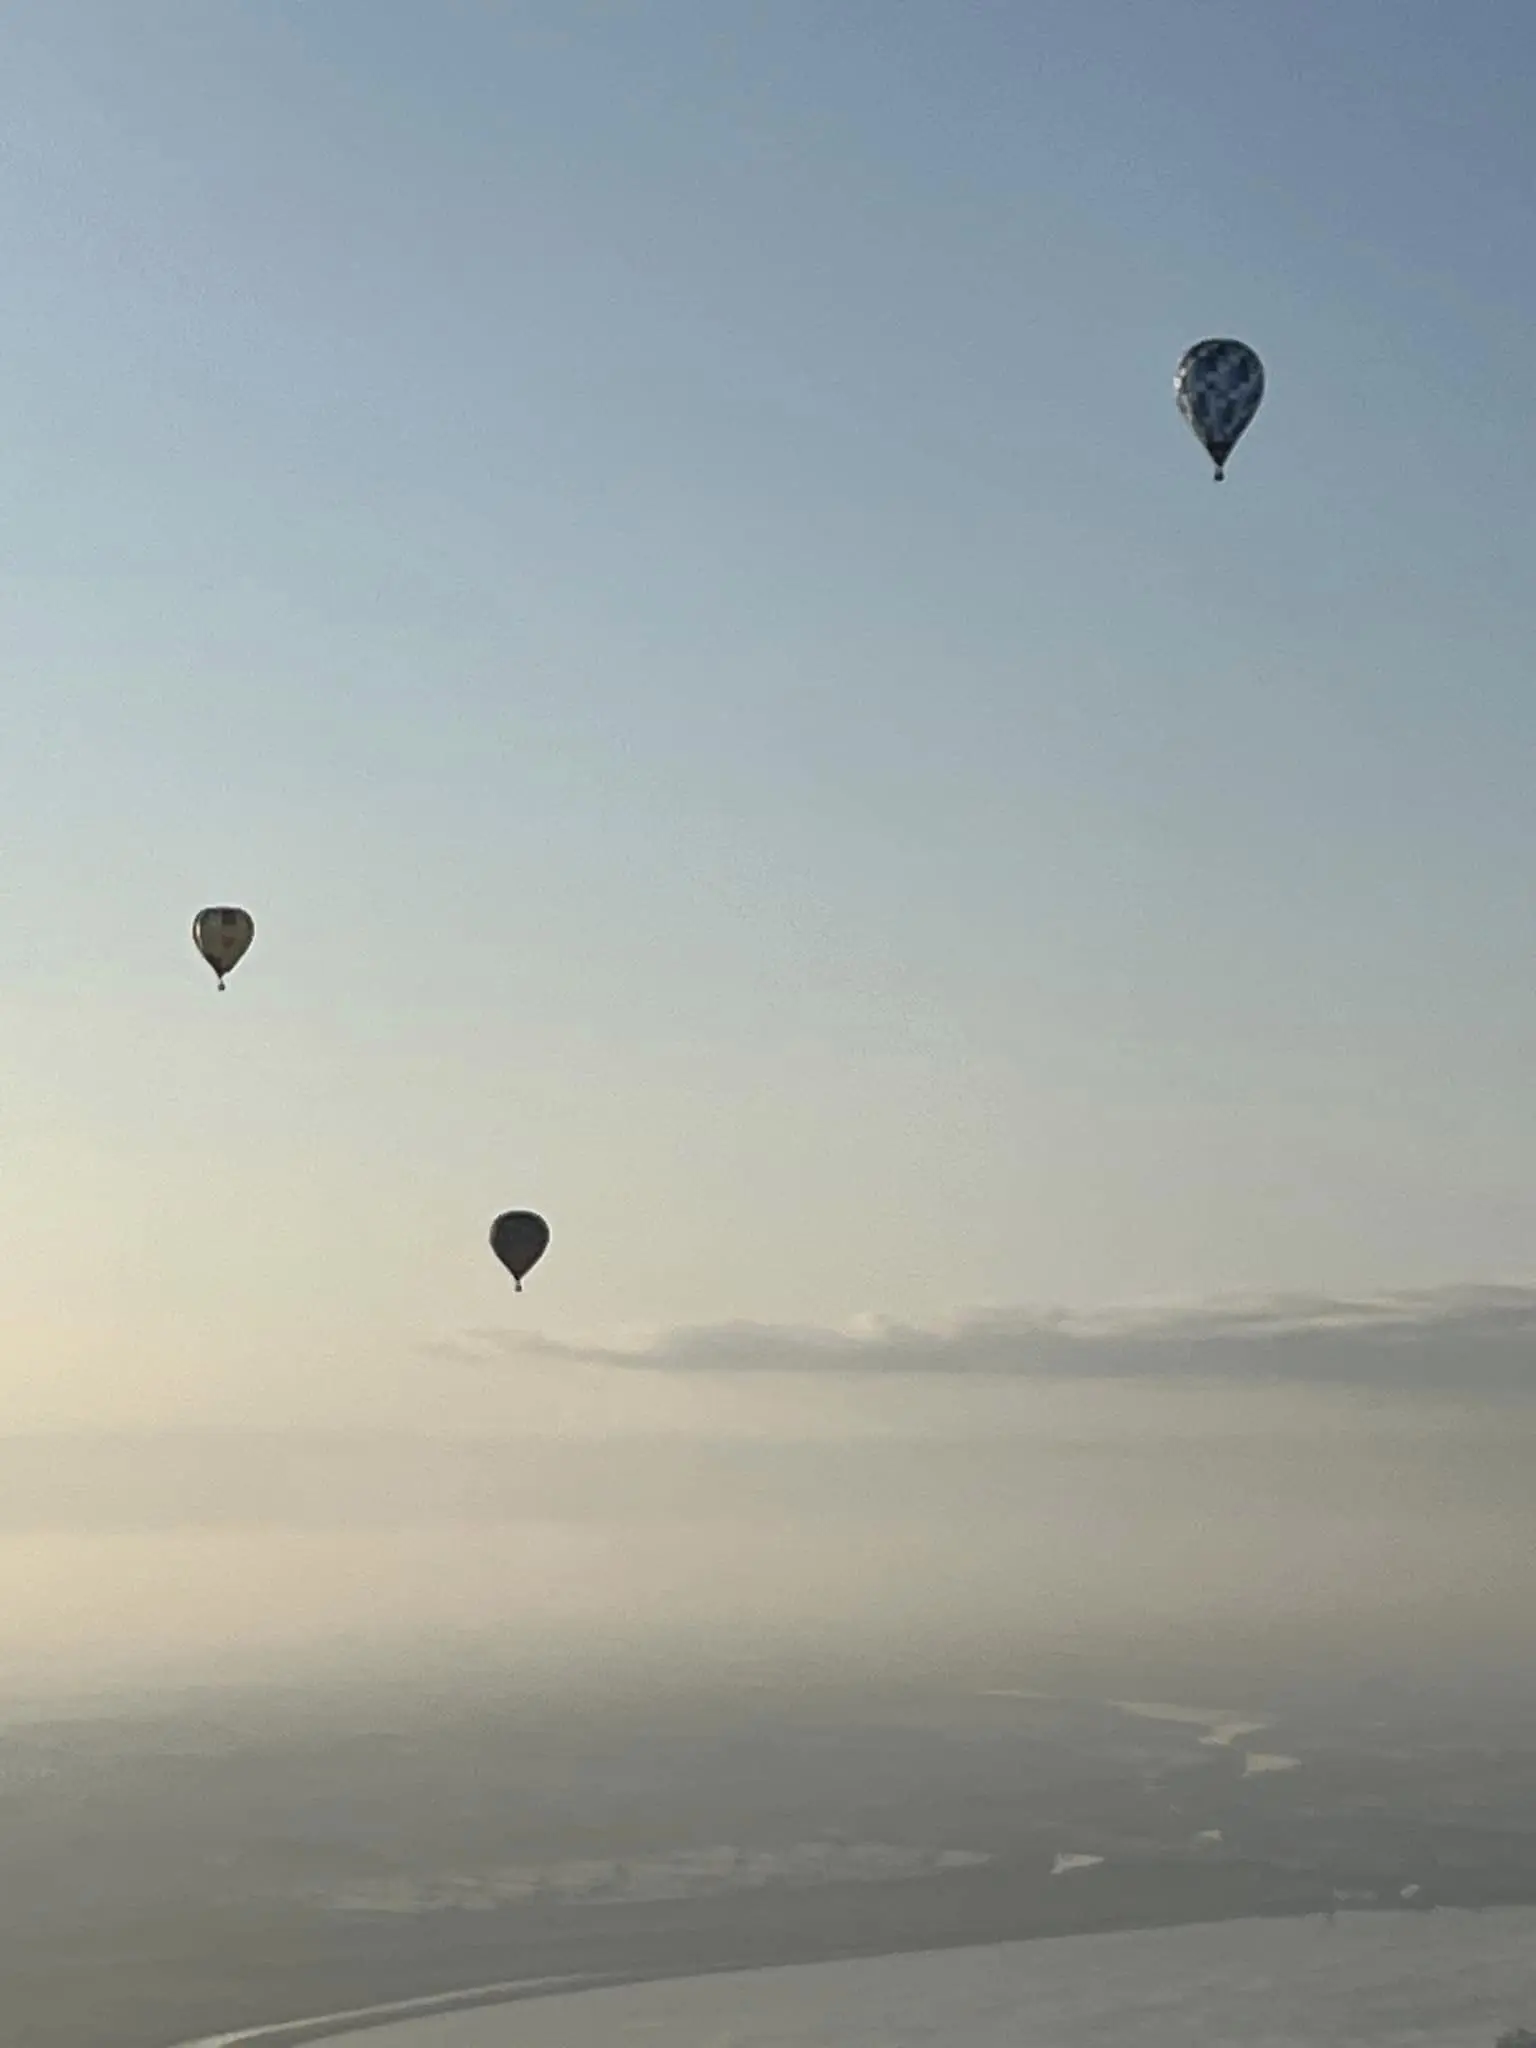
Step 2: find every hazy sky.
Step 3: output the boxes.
[6,2,1536,1437]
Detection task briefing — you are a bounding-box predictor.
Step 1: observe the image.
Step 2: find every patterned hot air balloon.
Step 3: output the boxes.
[489,1210,550,1292]
[1174,338,1265,481]
[192,907,255,991]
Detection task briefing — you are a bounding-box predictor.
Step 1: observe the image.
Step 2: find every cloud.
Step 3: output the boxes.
[455,1283,1536,1396]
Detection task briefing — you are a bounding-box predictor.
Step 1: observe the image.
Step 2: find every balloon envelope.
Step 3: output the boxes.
[1174,338,1265,479]
[193,907,255,990]
[489,1211,550,1291]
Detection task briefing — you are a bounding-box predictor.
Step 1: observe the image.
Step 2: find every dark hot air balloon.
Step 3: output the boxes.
[1174,338,1265,480]
[489,1211,550,1292]
[193,907,255,991]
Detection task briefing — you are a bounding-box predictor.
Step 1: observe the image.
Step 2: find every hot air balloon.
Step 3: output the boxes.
[489,1210,550,1292]
[1174,338,1265,480]
[192,907,255,991]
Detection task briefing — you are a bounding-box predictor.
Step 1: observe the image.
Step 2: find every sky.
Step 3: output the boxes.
[7,4,1536,1694]
[3,6,1536,1459]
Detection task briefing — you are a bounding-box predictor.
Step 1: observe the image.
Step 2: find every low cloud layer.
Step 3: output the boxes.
[11,1284,1536,1700]
[472,1283,1536,1396]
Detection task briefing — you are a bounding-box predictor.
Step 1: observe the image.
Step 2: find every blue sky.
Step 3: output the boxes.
[4,1,1536,1431]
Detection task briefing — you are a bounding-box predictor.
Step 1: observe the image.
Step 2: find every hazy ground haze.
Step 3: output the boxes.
[6,1317,1536,1701]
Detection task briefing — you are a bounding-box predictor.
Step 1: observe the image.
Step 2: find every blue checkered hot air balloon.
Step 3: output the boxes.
[1174,339,1265,481]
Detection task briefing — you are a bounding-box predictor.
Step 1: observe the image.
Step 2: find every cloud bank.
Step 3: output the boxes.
[474,1283,1536,1396]
[13,1287,1536,1697]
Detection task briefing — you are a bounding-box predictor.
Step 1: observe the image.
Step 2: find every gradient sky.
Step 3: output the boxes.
[5,1,1536,1434]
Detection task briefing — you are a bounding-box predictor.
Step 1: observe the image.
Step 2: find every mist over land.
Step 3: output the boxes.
[12,1620,1536,2048]
[8,1284,1536,1702]
[10,1300,1536,2046]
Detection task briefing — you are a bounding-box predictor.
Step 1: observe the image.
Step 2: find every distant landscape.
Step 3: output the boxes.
[13,1653,1536,2048]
